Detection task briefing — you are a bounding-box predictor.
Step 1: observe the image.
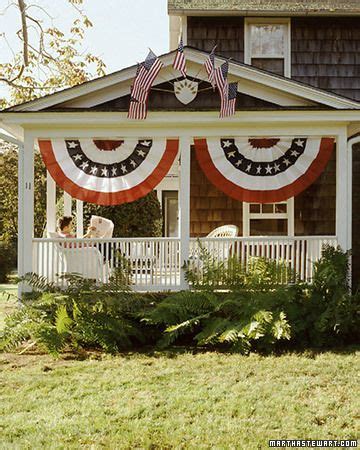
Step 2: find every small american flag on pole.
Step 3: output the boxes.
[204,46,217,90]
[128,50,164,119]
[214,60,229,93]
[220,82,238,118]
[173,36,187,78]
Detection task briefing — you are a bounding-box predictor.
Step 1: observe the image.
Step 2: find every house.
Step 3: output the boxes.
[1,0,360,292]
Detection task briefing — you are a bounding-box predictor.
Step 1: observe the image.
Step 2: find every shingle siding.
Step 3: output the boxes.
[188,16,360,102]
[187,16,244,61]
[291,17,360,101]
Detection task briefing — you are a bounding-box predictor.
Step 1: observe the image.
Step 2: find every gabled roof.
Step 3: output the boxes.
[3,47,360,112]
[168,0,360,15]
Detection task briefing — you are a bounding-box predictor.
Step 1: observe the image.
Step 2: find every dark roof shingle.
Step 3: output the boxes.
[168,0,360,14]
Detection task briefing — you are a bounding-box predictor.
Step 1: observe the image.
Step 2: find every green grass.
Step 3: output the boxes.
[0,283,17,329]
[0,349,359,449]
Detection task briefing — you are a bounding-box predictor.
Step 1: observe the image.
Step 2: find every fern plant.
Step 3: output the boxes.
[0,273,149,356]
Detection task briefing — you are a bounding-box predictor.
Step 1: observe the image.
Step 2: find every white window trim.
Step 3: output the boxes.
[244,17,291,78]
[242,197,295,237]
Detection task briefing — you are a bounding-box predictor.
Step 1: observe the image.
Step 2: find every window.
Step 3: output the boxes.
[244,18,291,77]
[162,191,179,237]
[243,198,294,237]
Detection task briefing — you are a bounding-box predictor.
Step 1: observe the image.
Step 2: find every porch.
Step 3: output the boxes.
[32,235,337,290]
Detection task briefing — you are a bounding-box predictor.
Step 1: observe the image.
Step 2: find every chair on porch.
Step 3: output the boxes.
[47,231,110,283]
[189,224,239,271]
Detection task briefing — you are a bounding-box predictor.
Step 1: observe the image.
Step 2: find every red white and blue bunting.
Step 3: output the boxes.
[38,138,178,205]
[194,137,335,203]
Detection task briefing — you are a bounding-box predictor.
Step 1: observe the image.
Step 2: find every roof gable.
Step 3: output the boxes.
[4,47,360,112]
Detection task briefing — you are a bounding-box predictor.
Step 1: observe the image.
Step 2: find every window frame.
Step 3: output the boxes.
[242,198,295,237]
[244,17,291,78]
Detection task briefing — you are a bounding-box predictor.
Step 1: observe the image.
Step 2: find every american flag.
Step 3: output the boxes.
[220,82,238,118]
[173,36,186,78]
[128,97,147,120]
[128,50,163,119]
[204,46,217,90]
[214,60,229,93]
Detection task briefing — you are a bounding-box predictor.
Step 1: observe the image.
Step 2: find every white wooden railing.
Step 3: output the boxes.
[32,236,337,290]
[189,236,338,284]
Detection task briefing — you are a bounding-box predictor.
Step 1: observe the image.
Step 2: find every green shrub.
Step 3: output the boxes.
[0,274,153,356]
[1,246,358,357]
[142,289,292,354]
[0,240,17,282]
[186,243,295,290]
[83,191,162,237]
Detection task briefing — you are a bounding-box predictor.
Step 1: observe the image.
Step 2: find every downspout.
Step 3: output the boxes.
[347,135,360,289]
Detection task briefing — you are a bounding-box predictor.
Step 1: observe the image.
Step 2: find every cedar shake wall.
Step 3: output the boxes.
[352,143,360,289]
[187,16,360,101]
[190,148,243,236]
[187,16,244,61]
[291,18,360,102]
[294,150,336,236]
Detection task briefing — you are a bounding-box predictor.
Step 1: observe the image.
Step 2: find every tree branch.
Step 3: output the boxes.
[17,0,29,66]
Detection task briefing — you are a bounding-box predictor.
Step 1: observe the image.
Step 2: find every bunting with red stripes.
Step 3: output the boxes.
[194,136,335,203]
[38,138,178,205]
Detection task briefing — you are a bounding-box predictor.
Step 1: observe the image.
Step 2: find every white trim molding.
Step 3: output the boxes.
[244,17,291,78]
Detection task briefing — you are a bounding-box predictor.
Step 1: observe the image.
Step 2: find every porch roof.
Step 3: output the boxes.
[168,0,360,15]
[2,47,360,114]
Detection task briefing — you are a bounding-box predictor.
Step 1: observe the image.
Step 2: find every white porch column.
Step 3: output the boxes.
[46,171,56,233]
[76,199,84,237]
[179,136,191,289]
[63,191,72,216]
[18,133,34,294]
[336,130,349,251]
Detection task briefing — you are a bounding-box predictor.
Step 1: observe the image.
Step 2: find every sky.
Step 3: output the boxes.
[0,0,170,98]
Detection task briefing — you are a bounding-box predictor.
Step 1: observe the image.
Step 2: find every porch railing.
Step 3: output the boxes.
[32,236,337,290]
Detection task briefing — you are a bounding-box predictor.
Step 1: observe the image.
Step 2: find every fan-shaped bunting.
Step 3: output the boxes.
[38,138,178,205]
[194,137,334,203]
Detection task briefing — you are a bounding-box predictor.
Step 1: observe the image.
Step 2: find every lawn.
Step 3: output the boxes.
[0,286,359,448]
[0,283,17,329]
[0,348,359,449]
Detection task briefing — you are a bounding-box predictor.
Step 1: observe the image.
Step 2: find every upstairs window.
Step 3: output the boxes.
[244,18,291,77]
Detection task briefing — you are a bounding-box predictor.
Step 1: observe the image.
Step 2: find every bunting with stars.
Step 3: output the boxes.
[194,137,335,203]
[38,138,178,205]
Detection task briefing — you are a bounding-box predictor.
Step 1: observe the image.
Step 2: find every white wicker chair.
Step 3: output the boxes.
[44,231,108,282]
[206,224,239,239]
[190,224,239,266]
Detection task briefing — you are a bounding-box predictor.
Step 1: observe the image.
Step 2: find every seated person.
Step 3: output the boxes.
[57,216,112,262]
[57,216,94,239]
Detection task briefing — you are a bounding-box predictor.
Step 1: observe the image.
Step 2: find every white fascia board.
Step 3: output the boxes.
[10,53,176,112]
[65,62,312,109]
[2,110,360,128]
[185,48,360,110]
[8,47,360,112]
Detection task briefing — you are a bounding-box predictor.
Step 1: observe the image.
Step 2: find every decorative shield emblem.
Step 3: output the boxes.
[174,79,198,105]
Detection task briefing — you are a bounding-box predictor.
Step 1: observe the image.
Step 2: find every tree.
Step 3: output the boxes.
[0,0,106,107]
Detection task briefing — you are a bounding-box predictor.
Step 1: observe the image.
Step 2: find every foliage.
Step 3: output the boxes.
[0,274,151,356]
[1,246,358,356]
[143,285,292,354]
[186,242,295,290]
[286,245,360,347]
[83,191,163,237]
[0,147,47,243]
[0,240,17,282]
[1,0,106,108]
